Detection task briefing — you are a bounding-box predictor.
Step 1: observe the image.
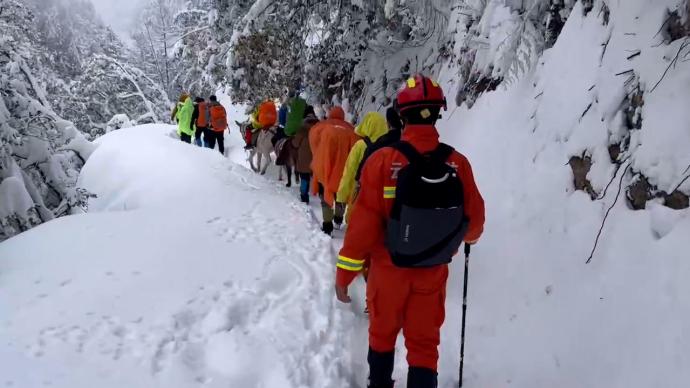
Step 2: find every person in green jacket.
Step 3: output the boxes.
[176,95,195,143]
[336,111,389,223]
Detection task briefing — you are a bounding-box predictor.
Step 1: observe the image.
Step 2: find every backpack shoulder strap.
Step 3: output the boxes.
[391,141,425,165]
[355,138,373,182]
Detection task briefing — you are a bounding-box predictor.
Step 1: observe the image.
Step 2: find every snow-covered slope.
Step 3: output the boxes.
[434,1,690,387]
[0,125,357,388]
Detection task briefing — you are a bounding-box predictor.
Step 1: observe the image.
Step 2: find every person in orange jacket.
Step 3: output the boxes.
[335,75,485,388]
[308,106,359,235]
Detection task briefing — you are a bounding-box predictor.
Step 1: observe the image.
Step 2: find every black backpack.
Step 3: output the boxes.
[385,141,469,268]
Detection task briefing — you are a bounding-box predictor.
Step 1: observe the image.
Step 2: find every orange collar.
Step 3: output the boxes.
[401,124,441,153]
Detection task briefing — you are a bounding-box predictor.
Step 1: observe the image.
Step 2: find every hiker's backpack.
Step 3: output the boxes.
[196,102,209,128]
[209,104,228,131]
[258,101,277,128]
[355,130,402,182]
[284,97,306,137]
[385,141,469,268]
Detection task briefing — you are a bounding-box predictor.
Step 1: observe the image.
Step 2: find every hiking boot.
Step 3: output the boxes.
[368,348,395,388]
[300,194,309,204]
[322,222,334,236]
[406,367,437,388]
[333,215,344,229]
[243,144,254,150]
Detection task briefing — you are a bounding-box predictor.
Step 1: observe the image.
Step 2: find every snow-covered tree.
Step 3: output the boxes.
[131,0,187,97]
[213,0,453,114]
[68,55,172,138]
[170,0,224,96]
[10,0,171,138]
[0,0,96,241]
[451,0,575,107]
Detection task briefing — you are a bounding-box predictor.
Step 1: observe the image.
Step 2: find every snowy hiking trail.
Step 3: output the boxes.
[0,125,366,388]
[0,122,479,388]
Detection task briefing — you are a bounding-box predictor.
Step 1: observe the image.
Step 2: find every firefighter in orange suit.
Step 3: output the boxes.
[335,75,486,388]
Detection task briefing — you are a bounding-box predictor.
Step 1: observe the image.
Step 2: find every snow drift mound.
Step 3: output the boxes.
[434,1,690,387]
[0,125,352,388]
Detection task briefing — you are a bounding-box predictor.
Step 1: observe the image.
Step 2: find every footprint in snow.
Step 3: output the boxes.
[206,216,222,224]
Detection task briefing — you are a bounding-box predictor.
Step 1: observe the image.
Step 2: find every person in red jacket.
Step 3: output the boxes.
[335,75,485,388]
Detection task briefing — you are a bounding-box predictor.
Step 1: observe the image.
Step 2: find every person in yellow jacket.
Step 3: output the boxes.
[176,95,195,143]
[336,111,389,223]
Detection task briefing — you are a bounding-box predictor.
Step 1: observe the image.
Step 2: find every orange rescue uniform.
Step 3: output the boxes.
[336,124,485,371]
[309,107,359,206]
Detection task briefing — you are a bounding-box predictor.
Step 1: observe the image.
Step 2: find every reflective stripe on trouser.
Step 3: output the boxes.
[367,263,448,371]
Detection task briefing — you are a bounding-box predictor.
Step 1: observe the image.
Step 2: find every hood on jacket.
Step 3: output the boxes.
[328,106,345,121]
[178,96,193,109]
[182,97,193,109]
[355,112,388,142]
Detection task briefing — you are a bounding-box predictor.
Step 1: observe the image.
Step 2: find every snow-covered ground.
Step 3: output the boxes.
[0,123,364,387]
[433,1,690,387]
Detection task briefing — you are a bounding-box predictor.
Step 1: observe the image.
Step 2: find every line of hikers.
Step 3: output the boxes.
[236,92,404,236]
[171,93,229,154]
[242,76,485,388]
[172,76,486,388]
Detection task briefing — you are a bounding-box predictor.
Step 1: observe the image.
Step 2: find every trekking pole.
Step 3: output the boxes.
[459,243,471,388]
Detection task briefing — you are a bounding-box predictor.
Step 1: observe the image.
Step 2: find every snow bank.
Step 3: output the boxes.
[433,1,690,386]
[0,125,353,388]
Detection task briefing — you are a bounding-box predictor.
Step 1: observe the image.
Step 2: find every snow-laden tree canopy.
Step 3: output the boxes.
[168,0,580,118]
[0,0,171,240]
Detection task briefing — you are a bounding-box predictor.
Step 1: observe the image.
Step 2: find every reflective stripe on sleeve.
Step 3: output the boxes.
[383,186,396,199]
[336,256,365,271]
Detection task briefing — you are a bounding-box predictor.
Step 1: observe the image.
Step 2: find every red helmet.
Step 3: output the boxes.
[396,75,447,113]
